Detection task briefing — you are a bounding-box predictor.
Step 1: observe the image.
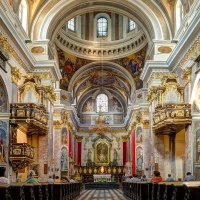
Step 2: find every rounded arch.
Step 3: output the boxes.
[68,61,136,92]
[31,0,171,42]
[94,13,111,41]
[92,89,113,100]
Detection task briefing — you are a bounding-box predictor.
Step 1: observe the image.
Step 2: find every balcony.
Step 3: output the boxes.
[10,103,49,135]
[152,104,191,134]
[9,143,34,171]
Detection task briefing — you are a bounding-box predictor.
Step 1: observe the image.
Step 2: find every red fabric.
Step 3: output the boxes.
[123,142,127,165]
[151,176,163,183]
[77,142,82,166]
[132,131,136,174]
[68,131,72,157]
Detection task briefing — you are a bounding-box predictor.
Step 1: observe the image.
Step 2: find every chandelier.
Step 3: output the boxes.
[89,107,111,137]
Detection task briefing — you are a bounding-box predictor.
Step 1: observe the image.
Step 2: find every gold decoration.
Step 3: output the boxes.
[44,86,57,104]
[143,120,150,128]
[146,73,184,105]
[148,72,171,85]
[158,46,172,53]
[121,135,128,142]
[53,111,61,116]
[76,136,83,142]
[34,72,54,82]
[53,120,61,128]
[11,67,22,85]
[89,112,111,137]
[181,67,191,84]
[178,36,200,70]
[31,46,44,54]
[0,32,28,72]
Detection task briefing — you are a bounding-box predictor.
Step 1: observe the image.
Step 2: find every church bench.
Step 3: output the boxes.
[0,184,11,200]
[0,182,82,200]
[123,181,200,200]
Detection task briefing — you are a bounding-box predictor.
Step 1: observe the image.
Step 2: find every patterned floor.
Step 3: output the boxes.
[77,189,127,200]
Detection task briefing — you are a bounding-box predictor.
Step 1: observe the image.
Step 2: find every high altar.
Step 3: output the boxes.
[93,174,111,182]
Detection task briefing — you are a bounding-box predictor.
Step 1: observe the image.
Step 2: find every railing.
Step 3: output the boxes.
[56,29,147,60]
[10,103,49,134]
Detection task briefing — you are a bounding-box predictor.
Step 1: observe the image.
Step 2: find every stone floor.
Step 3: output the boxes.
[76,189,127,200]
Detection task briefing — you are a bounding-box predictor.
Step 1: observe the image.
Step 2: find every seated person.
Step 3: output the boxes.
[184,172,196,181]
[54,176,61,183]
[130,174,141,182]
[151,171,162,183]
[25,170,38,184]
[47,175,54,183]
[0,167,10,184]
[141,175,147,182]
[166,174,174,182]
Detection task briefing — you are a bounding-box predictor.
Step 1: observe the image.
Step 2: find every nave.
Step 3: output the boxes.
[77,190,126,200]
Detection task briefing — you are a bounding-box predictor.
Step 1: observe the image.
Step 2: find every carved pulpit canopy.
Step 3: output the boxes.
[146,73,184,107]
[147,73,191,135]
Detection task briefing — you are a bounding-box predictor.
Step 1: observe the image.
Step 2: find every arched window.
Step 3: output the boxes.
[129,19,135,31]
[96,94,108,112]
[18,0,28,32]
[176,0,184,31]
[97,17,108,37]
[68,18,75,31]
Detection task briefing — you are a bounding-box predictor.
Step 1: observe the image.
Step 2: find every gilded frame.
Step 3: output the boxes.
[94,139,111,166]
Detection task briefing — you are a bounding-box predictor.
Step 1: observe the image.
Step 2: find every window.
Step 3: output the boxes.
[97,17,108,37]
[68,18,75,31]
[96,94,108,112]
[18,0,28,32]
[129,19,135,31]
[176,0,184,31]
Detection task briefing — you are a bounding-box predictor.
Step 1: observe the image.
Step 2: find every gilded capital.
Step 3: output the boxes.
[11,67,22,85]
[181,67,191,84]
[34,72,54,82]
[142,120,150,129]
[53,120,61,128]
[44,86,57,104]
[76,136,83,142]
[121,135,128,142]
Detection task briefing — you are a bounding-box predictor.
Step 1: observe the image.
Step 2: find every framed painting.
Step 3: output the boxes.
[94,139,111,166]
[30,164,39,177]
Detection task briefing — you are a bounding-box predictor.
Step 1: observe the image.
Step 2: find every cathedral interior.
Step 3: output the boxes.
[0,0,200,199]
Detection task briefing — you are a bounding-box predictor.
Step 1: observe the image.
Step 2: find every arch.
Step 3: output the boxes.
[0,76,9,113]
[32,0,170,43]
[68,61,136,93]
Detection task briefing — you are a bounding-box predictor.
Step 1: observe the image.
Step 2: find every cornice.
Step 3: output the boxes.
[168,8,200,71]
[140,60,169,82]
[56,29,147,60]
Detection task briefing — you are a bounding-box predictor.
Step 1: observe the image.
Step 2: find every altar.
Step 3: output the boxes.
[93,174,111,182]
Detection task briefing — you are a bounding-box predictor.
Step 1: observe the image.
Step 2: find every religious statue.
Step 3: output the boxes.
[61,128,68,145]
[113,149,118,160]
[87,149,92,161]
[61,149,68,171]
[137,150,143,170]
[197,137,200,162]
[84,101,92,112]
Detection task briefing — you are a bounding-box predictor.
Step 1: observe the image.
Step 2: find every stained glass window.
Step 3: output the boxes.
[68,18,75,31]
[97,17,108,37]
[129,19,135,31]
[96,94,108,112]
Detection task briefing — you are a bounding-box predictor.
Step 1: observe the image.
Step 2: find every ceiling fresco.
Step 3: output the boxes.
[57,44,147,92]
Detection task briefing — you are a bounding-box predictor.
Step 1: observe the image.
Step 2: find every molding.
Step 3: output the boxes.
[0,113,11,120]
[56,29,147,60]
[140,60,169,82]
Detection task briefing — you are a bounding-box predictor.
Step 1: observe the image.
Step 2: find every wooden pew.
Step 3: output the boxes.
[0,184,11,200]
[122,181,200,200]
